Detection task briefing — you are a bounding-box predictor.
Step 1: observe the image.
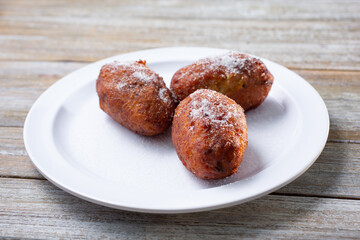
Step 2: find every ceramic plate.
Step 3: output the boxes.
[23,47,329,213]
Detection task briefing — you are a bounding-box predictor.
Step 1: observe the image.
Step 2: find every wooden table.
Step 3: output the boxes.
[1,0,359,238]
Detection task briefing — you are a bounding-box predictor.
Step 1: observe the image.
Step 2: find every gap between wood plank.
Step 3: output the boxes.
[271,192,360,201]
[0,175,44,180]
[327,139,360,144]
[121,15,360,22]
[0,176,359,202]
[0,59,91,64]
[0,59,360,74]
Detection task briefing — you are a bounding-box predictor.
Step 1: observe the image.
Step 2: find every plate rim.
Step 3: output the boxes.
[23,47,330,213]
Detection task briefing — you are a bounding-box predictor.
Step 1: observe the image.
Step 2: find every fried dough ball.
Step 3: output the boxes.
[170,51,274,111]
[172,89,248,180]
[96,60,175,136]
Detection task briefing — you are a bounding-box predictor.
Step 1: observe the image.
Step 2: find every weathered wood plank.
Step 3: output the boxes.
[0,61,85,88]
[0,61,86,127]
[1,126,359,198]
[0,155,42,179]
[296,69,360,86]
[0,20,358,70]
[0,127,43,179]
[2,0,360,21]
[0,1,359,69]
[277,142,360,198]
[296,69,360,142]
[0,178,359,239]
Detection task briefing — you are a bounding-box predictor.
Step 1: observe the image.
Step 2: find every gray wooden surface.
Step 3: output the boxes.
[1,0,359,239]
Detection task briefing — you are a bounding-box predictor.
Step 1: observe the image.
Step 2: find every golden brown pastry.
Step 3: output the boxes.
[96,60,175,136]
[172,89,248,179]
[170,51,274,111]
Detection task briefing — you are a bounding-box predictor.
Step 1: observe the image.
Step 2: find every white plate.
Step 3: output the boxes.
[24,47,329,213]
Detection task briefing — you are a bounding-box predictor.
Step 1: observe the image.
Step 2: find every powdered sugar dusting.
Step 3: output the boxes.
[108,60,147,72]
[158,88,170,103]
[199,51,250,74]
[105,60,159,90]
[116,82,127,90]
[189,90,241,130]
[132,71,153,82]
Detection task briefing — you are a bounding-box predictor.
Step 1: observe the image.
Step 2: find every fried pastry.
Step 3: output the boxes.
[172,89,248,179]
[96,60,175,136]
[170,52,274,111]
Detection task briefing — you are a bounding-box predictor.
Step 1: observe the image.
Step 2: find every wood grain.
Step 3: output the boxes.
[0,178,359,239]
[0,127,42,179]
[0,1,359,70]
[278,141,360,198]
[2,0,360,21]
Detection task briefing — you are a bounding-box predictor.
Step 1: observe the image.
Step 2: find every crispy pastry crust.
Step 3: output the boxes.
[170,52,274,111]
[96,60,175,136]
[172,89,248,179]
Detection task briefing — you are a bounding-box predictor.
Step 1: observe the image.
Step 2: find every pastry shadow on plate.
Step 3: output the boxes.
[104,115,174,154]
[188,96,288,189]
